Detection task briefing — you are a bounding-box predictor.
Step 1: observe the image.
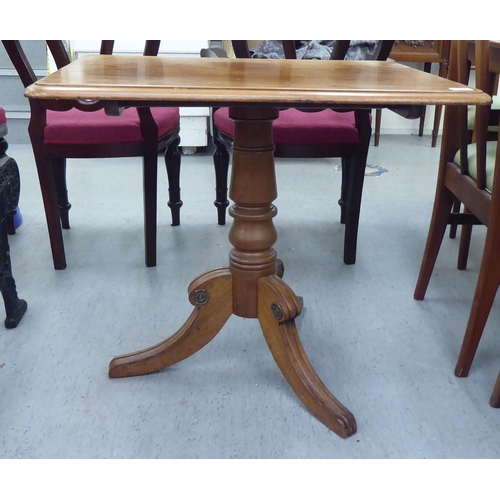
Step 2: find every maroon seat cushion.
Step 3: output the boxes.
[44,107,180,145]
[214,107,361,145]
[0,106,7,137]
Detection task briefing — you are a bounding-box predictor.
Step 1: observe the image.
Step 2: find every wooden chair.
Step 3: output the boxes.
[374,40,451,148]
[1,40,182,269]
[0,106,28,328]
[206,40,394,265]
[413,40,499,381]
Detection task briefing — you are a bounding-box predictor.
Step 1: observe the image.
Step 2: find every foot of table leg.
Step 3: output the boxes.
[109,268,233,378]
[257,274,357,438]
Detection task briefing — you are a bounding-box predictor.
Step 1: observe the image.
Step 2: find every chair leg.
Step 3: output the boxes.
[374,109,382,147]
[343,154,367,265]
[418,106,427,137]
[457,207,473,270]
[431,105,443,148]
[52,158,71,230]
[418,63,432,138]
[431,61,448,149]
[454,225,500,377]
[338,156,349,224]
[143,143,160,268]
[29,100,66,269]
[165,136,182,227]
[414,185,456,300]
[490,370,500,407]
[213,136,230,225]
[449,198,461,239]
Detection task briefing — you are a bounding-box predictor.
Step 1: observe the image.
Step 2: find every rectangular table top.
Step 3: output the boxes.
[25,55,491,109]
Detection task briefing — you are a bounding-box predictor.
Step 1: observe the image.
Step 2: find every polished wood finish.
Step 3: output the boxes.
[414,41,500,388]
[491,370,500,407]
[3,40,181,270]
[207,40,393,266]
[26,51,488,437]
[374,40,451,148]
[25,56,486,108]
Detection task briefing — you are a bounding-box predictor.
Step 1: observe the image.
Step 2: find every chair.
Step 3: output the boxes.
[0,106,28,328]
[206,40,394,265]
[373,40,451,148]
[1,40,182,270]
[448,89,500,246]
[413,40,499,382]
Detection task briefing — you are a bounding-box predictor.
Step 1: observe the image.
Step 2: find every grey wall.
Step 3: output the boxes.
[0,41,47,143]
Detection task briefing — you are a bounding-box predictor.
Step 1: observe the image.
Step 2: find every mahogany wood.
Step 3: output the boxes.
[374,41,451,148]
[25,50,488,437]
[491,370,500,407]
[414,41,500,388]
[207,40,392,265]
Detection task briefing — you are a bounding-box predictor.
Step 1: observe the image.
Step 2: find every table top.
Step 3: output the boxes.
[25,55,491,109]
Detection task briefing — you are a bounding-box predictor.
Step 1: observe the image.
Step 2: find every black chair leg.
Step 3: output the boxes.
[165,136,182,226]
[0,154,27,329]
[343,154,367,265]
[213,136,230,226]
[52,158,71,229]
[338,156,349,224]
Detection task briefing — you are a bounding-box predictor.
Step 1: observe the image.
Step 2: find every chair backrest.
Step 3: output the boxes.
[452,40,499,192]
[2,40,161,88]
[229,40,394,62]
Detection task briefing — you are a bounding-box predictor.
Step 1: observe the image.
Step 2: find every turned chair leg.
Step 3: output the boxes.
[165,136,182,227]
[338,156,349,225]
[213,136,230,226]
[52,158,71,229]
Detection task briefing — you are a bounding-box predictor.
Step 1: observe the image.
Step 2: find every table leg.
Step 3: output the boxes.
[109,106,356,438]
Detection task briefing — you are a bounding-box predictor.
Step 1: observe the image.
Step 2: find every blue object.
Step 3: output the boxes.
[13,207,22,228]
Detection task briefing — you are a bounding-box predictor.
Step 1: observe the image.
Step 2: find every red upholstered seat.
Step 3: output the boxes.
[0,106,6,126]
[214,108,360,145]
[45,107,180,145]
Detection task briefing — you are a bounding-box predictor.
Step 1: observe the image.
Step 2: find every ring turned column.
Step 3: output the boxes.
[228,107,279,318]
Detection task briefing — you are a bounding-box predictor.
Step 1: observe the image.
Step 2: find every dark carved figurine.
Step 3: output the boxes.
[0,137,27,328]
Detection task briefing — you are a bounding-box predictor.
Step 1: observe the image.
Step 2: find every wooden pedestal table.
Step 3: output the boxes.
[24,55,490,439]
[108,106,356,437]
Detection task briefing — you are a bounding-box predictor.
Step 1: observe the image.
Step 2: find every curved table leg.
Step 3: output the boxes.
[258,274,356,438]
[109,106,356,438]
[109,268,233,378]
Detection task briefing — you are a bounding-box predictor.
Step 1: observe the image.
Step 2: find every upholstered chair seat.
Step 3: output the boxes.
[455,141,498,192]
[214,108,361,146]
[44,107,180,145]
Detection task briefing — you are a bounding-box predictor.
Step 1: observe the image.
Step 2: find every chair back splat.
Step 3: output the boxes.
[204,40,394,265]
[1,40,182,269]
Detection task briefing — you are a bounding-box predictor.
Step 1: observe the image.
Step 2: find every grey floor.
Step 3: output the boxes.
[1,134,500,459]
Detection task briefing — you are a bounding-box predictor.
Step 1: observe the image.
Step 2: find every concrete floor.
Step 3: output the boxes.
[1,135,500,459]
